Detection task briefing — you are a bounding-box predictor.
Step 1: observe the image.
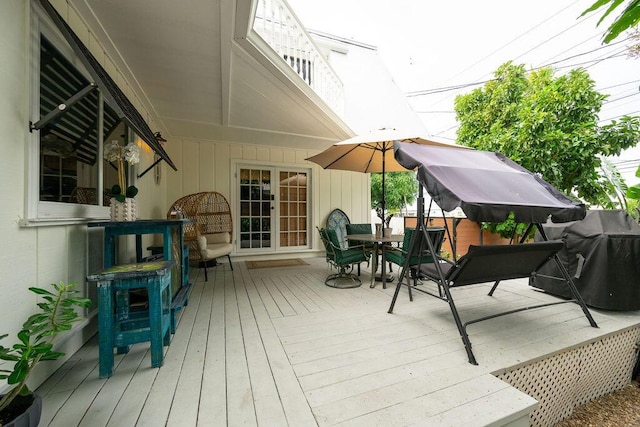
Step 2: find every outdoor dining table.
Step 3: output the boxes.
[346,233,404,289]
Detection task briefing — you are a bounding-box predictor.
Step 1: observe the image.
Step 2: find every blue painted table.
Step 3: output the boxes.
[88,219,193,330]
[87,260,175,378]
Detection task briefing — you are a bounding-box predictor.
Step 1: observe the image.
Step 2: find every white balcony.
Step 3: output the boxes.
[252,0,345,117]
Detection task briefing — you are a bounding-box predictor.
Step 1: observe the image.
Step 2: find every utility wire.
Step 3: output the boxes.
[407,35,628,97]
[415,0,584,100]
[416,3,601,111]
[598,79,640,91]
[599,110,640,122]
[407,49,628,98]
[604,92,640,104]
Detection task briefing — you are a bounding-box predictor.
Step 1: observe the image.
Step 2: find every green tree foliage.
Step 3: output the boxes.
[454,61,640,206]
[581,0,640,43]
[371,172,418,226]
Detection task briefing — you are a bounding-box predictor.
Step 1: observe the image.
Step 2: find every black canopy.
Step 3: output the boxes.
[393,142,585,223]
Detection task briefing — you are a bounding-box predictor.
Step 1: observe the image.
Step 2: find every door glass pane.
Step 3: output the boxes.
[278,171,308,248]
[239,167,271,249]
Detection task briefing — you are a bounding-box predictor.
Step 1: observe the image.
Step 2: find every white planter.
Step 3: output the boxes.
[110,197,137,221]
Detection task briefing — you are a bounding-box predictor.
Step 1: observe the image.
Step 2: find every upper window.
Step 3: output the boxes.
[26,8,137,223]
[38,36,126,207]
[26,1,173,224]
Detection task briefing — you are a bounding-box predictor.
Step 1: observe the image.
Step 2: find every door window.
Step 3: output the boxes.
[238,166,310,252]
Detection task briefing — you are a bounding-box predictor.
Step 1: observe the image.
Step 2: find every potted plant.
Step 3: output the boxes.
[104,140,140,221]
[0,282,91,426]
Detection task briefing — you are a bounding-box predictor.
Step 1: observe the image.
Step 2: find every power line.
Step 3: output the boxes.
[416,4,602,113]
[599,110,640,122]
[604,92,640,104]
[539,32,603,64]
[538,36,630,69]
[406,49,629,98]
[430,0,584,90]
[598,79,640,91]
[510,10,600,64]
[402,3,639,139]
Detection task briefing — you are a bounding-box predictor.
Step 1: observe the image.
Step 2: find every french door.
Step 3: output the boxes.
[237,166,309,252]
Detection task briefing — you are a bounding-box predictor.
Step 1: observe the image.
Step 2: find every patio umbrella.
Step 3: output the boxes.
[305,128,465,216]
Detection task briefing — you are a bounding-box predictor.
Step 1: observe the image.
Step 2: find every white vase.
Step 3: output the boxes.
[110,197,137,221]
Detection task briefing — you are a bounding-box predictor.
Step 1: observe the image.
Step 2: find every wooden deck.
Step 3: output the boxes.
[37,257,640,426]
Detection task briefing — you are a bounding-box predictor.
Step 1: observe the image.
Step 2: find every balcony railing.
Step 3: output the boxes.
[253,0,344,115]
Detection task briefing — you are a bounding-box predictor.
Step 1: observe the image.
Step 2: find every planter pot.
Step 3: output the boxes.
[0,394,42,427]
[383,227,393,237]
[110,197,137,221]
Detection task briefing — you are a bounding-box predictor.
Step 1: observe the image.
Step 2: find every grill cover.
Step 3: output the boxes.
[531,210,640,310]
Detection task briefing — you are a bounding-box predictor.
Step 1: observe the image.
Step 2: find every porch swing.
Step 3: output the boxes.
[386,142,598,365]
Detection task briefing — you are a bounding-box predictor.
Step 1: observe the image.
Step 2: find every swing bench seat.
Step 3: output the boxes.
[389,240,598,365]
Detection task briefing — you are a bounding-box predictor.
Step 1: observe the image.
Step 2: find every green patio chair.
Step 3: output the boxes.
[386,227,445,281]
[345,223,375,275]
[317,227,370,288]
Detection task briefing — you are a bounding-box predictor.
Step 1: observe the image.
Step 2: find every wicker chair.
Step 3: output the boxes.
[167,191,233,281]
[70,187,112,205]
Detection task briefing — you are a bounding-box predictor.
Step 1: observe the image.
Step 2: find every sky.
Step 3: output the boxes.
[287,0,640,183]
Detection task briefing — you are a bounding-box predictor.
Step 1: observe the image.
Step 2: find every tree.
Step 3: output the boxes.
[581,0,640,43]
[371,172,418,226]
[581,1,640,220]
[454,61,640,206]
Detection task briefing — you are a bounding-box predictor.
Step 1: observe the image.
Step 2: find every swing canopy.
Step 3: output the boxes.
[393,142,586,224]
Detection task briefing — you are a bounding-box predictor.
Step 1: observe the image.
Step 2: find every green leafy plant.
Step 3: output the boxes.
[104,140,140,202]
[481,212,533,241]
[0,282,91,416]
[626,165,640,221]
[371,172,419,226]
[581,0,640,43]
[110,184,139,202]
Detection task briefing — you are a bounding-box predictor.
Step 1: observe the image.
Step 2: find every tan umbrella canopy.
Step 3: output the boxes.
[305,128,466,215]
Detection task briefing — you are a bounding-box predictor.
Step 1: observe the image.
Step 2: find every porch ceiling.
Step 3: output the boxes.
[68,0,351,149]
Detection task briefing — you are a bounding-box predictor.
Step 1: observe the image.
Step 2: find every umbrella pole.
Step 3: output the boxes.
[381,146,386,225]
[381,169,385,224]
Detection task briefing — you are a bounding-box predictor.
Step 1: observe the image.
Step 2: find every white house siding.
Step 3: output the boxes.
[164,138,370,256]
[0,0,173,393]
[0,0,34,348]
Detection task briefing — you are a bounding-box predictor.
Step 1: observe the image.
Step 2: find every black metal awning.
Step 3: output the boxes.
[38,0,177,171]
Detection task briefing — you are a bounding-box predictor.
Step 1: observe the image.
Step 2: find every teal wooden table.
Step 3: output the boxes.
[87,260,175,378]
[88,219,194,330]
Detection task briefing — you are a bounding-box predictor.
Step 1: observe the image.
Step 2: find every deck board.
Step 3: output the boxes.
[37,256,640,426]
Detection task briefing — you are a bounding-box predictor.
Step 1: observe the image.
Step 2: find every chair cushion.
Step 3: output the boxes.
[198,234,233,259]
[321,228,368,265]
[338,247,369,264]
[387,227,442,267]
[207,232,231,244]
[326,228,342,248]
[346,223,372,235]
[346,223,374,249]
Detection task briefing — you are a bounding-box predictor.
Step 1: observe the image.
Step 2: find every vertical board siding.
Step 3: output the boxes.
[165,139,184,205]
[215,143,232,197]
[182,140,201,195]
[164,140,370,252]
[243,145,258,160]
[199,143,215,190]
